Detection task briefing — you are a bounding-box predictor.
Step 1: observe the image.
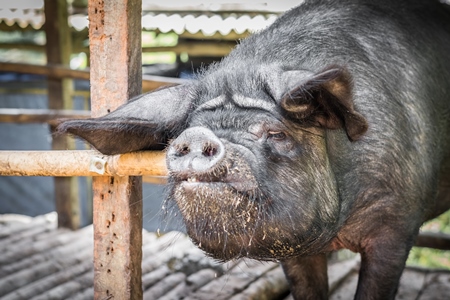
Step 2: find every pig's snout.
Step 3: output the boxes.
[167,127,225,174]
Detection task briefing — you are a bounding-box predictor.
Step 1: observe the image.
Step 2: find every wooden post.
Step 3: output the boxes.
[88,0,143,299]
[44,0,80,230]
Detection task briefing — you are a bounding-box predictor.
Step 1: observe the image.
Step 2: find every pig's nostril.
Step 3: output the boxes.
[203,145,218,157]
[176,145,190,156]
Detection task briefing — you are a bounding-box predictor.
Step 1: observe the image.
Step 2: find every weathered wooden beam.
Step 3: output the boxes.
[0,108,90,125]
[142,41,236,57]
[0,62,185,91]
[0,42,89,54]
[0,88,89,99]
[88,0,143,299]
[44,0,80,230]
[0,150,167,177]
[142,74,185,92]
[143,176,167,185]
[416,231,450,250]
[0,62,90,81]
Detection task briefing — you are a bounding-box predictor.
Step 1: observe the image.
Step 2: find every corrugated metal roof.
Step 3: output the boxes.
[0,0,297,12]
[0,10,278,36]
[0,8,43,30]
[7,0,449,37]
[141,13,278,36]
[0,0,292,36]
[141,0,299,13]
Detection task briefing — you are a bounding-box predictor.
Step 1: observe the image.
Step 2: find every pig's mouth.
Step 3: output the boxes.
[178,171,258,193]
[170,146,260,194]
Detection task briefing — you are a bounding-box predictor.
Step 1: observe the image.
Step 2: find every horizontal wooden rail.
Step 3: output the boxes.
[0,108,91,125]
[415,231,450,250]
[142,41,236,57]
[0,62,186,91]
[0,150,168,177]
[0,62,89,81]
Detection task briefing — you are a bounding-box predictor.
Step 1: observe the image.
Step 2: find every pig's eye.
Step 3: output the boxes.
[268,131,286,140]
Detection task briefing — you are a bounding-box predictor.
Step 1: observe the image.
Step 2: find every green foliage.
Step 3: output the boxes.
[142,52,176,65]
[427,209,450,234]
[407,247,450,270]
[142,32,178,64]
[142,32,178,48]
[406,210,450,270]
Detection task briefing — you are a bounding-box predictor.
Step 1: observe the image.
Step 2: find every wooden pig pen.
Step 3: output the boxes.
[1,0,450,299]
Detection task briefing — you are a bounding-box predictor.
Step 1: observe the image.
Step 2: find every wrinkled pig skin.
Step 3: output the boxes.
[58,0,450,299]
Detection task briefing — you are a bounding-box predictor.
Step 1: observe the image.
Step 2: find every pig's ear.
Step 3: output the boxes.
[57,84,193,155]
[279,66,368,141]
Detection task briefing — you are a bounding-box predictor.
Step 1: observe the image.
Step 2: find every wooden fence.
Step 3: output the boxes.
[0,0,164,298]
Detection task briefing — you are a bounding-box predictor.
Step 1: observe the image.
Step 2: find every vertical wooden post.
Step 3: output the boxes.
[88,1,143,299]
[44,0,80,230]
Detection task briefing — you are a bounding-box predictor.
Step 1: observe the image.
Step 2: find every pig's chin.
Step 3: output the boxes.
[172,181,325,261]
[173,181,262,260]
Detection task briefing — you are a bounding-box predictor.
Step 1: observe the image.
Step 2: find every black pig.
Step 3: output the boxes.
[58,0,450,299]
